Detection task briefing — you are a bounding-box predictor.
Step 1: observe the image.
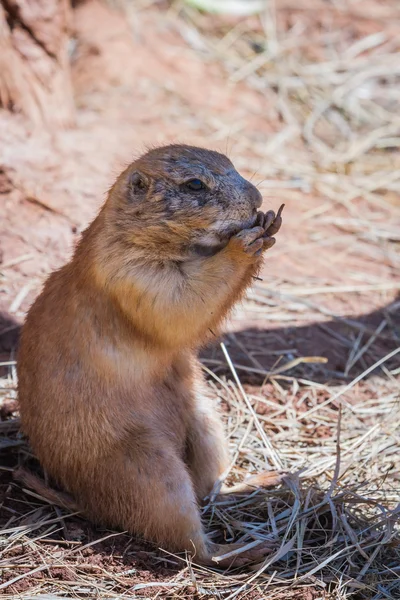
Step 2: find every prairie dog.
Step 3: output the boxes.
[17,145,283,566]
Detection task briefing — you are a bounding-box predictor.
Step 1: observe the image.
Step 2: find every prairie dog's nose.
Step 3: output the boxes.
[245,181,263,209]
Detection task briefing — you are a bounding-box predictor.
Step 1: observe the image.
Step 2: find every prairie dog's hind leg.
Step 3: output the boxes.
[74,442,210,561]
[185,393,229,502]
[219,471,286,496]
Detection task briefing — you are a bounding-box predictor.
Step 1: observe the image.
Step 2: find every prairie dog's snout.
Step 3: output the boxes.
[238,175,263,211]
[196,168,264,241]
[211,168,263,226]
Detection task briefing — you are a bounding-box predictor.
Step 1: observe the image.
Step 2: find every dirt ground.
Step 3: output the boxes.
[0,1,399,598]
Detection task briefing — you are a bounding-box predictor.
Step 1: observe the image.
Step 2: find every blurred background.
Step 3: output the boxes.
[0,1,399,597]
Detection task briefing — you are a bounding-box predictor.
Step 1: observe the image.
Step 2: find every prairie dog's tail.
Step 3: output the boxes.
[14,468,80,512]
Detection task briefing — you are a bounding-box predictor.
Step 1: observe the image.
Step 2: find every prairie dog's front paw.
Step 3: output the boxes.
[229,226,265,256]
[253,204,284,254]
[255,204,284,234]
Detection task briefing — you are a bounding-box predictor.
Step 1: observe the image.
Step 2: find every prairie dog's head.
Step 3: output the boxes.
[105,144,262,259]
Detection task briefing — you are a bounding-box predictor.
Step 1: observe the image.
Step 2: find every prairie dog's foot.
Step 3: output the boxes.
[205,540,274,568]
[220,470,286,496]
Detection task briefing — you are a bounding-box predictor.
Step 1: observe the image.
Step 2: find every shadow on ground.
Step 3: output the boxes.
[0,311,20,359]
[202,294,400,384]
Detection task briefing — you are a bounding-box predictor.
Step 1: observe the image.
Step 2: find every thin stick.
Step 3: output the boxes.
[221,342,283,470]
[302,347,400,419]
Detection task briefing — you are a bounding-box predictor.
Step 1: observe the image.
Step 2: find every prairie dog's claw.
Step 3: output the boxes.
[265,203,284,237]
[263,210,276,231]
[255,211,266,228]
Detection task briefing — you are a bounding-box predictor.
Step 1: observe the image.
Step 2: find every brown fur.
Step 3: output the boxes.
[17,145,282,566]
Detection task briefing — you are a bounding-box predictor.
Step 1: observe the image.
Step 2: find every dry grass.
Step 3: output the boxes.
[1,349,399,598]
[1,0,400,598]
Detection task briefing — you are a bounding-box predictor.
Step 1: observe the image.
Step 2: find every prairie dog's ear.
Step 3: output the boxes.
[128,171,149,198]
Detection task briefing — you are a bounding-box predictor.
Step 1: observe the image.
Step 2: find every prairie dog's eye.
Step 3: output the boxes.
[184,179,206,192]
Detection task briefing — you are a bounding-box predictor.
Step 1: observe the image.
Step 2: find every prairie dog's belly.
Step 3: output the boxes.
[30,350,194,462]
